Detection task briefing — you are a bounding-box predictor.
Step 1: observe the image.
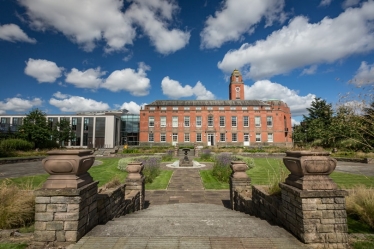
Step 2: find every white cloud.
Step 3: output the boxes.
[126,0,190,54]
[65,67,105,89]
[200,0,285,49]
[120,101,146,114]
[18,0,189,54]
[161,77,215,99]
[301,65,318,75]
[218,1,374,80]
[0,23,36,43]
[291,118,300,126]
[101,63,151,96]
[319,0,333,7]
[244,80,316,116]
[49,93,110,112]
[24,58,64,83]
[350,61,374,86]
[0,97,42,113]
[342,0,360,9]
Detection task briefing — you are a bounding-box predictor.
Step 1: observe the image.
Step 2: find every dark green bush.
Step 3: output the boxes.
[212,153,235,182]
[0,139,34,151]
[122,148,139,154]
[38,140,59,150]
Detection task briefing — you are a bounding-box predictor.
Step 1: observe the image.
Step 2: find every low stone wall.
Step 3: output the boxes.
[250,186,283,225]
[97,184,140,224]
[334,157,373,164]
[0,156,45,165]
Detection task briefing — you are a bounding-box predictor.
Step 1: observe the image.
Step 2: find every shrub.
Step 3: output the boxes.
[199,149,212,161]
[266,163,288,196]
[38,140,59,150]
[212,153,235,182]
[0,139,34,151]
[234,155,255,169]
[117,156,161,183]
[122,148,139,154]
[117,157,137,171]
[346,185,374,229]
[0,180,35,229]
[161,150,174,162]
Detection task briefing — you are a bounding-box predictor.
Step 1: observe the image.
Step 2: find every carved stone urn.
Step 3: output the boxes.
[126,162,144,180]
[230,161,249,179]
[42,150,95,189]
[283,151,337,190]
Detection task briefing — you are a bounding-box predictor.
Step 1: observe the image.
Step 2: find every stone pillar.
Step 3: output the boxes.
[194,144,200,157]
[125,162,145,210]
[229,161,250,210]
[282,151,349,248]
[34,150,98,246]
[174,145,179,157]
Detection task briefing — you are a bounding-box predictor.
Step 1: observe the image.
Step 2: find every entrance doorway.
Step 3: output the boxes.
[172,133,178,146]
[244,133,250,146]
[207,133,215,146]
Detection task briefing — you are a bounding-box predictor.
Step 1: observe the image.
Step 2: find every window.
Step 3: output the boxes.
[244,133,249,142]
[160,133,166,142]
[232,133,237,142]
[149,107,155,110]
[231,116,237,127]
[267,133,273,142]
[184,107,190,110]
[48,117,54,129]
[172,116,178,127]
[148,133,154,142]
[255,116,261,127]
[72,118,77,130]
[256,133,261,142]
[207,107,213,110]
[184,133,190,142]
[196,116,202,127]
[172,133,178,142]
[253,106,259,110]
[208,115,213,127]
[173,106,178,110]
[149,116,154,127]
[196,133,202,142]
[0,118,6,124]
[230,107,236,110]
[184,116,190,127]
[196,107,201,110]
[219,116,225,127]
[243,116,249,127]
[161,107,167,111]
[219,107,224,110]
[84,118,89,131]
[265,107,271,110]
[267,116,273,127]
[242,107,248,110]
[220,133,226,142]
[160,116,166,127]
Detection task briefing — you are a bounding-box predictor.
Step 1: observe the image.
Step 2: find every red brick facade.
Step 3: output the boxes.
[139,70,292,147]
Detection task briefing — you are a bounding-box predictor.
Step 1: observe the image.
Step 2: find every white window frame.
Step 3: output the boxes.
[230,106,236,110]
[253,106,259,110]
[242,107,248,110]
[149,116,154,127]
[267,116,273,127]
[184,107,190,110]
[207,106,213,110]
[173,106,178,110]
[219,116,225,127]
[196,107,201,110]
[232,133,237,142]
[160,116,166,127]
[148,133,154,142]
[172,116,178,127]
[219,107,225,110]
[196,116,202,127]
[160,133,166,142]
[149,107,155,110]
[208,115,213,127]
[255,116,261,127]
[244,133,249,142]
[196,133,202,142]
[267,133,273,142]
[231,116,237,127]
[256,133,261,142]
[184,116,190,127]
[243,116,249,127]
[161,107,167,111]
[184,133,190,142]
[220,133,226,142]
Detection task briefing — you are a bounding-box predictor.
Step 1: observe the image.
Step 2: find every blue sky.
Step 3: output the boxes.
[1,0,374,124]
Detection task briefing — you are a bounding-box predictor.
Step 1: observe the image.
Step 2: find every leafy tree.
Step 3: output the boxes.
[18,109,51,148]
[52,119,76,147]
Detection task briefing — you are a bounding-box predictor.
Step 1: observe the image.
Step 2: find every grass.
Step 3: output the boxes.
[146,170,173,190]
[330,172,374,188]
[0,243,28,249]
[351,235,374,249]
[200,170,229,189]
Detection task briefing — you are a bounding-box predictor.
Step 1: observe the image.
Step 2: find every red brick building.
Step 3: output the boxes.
[139,69,292,147]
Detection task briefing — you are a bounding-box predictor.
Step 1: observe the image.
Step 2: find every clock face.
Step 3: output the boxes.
[235,87,240,92]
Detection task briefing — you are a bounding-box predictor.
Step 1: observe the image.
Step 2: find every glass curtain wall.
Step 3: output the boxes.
[121,114,140,145]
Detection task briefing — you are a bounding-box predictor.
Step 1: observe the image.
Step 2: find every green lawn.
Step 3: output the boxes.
[200,170,229,189]
[146,170,173,190]
[0,243,28,249]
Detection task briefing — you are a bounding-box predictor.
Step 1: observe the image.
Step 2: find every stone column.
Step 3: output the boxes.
[174,144,179,157]
[125,162,145,210]
[229,161,251,210]
[194,143,200,157]
[282,151,349,248]
[34,150,98,246]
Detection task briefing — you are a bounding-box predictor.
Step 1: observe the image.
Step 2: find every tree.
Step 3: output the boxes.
[18,109,52,149]
[52,119,76,147]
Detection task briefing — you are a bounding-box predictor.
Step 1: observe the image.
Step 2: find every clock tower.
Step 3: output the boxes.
[229,69,244,100]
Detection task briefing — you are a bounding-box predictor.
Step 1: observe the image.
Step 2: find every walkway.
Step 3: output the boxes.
[71,167,310,249]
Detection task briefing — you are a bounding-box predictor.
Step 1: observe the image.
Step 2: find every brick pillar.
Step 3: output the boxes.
[34,181,98,245]
[280,183,348,248]
[125,162,145,210]
[229,161,251,210]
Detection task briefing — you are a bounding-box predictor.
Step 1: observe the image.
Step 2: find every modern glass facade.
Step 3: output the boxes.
[121,114,140,145]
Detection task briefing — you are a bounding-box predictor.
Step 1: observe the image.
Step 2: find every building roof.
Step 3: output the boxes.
[146,100,271,106]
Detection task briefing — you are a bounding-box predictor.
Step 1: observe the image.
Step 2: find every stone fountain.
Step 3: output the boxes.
[179,148,193,167]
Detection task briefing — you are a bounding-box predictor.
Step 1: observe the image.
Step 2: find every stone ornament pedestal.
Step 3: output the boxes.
[230,161,249,179]
[125,162,145,210]
[230,161,251,210]
[283,151,337,190]
[126,162,144,179]
[42,150,95,189]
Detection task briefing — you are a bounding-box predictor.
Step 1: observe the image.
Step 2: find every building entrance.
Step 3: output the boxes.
[207,133,215,146]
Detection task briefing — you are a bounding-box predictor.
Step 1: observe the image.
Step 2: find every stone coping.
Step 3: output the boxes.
[279,183,349,197]
[34,181,99,196]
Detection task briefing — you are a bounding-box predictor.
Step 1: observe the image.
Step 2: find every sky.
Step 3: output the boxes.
[1,0,374,125]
